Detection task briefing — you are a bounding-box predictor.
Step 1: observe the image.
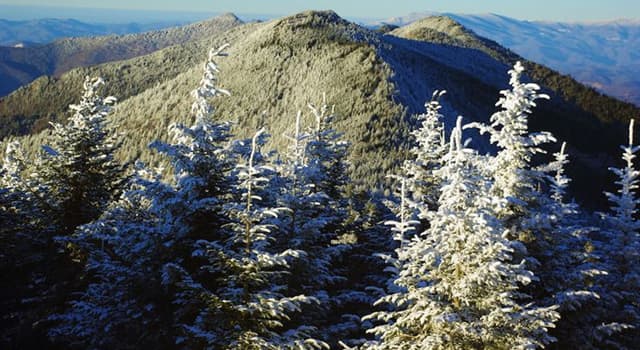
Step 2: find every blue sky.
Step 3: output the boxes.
[1,0,639,22]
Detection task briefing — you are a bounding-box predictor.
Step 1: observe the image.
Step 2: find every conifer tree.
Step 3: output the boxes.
[180,128,328,349]
[471,62,555,220]
[49,165,177,349]
[0,140,47,274]
[471,62,631,348]
[148,44,235,252]
[523,143,608,349]
[275,106,360,345]
[404,90,447,219]
[363,117,558,349]
[34,76,123,234]
[306,96,350,199]
[0,141,48,345]
[49,45,235,348]
[0,141,32,244]
[2,77,123,348]
[596,119,640,348]
[296,97,389,346]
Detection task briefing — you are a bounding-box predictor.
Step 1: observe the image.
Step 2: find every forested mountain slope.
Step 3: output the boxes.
[377,13,640,106]
[2,11,638,205]
[0,18,258,139]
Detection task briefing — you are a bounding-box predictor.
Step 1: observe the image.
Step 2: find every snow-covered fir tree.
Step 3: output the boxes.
[49,45,236,349]
[596,119,640,348]
[363,117,558,349]
[0,141,48,339]
[404,90,448,220]
[470,62,628,348]
[49,165,177,349]
[148,44,235,248]
[471,61,555,220]
[291,97,391,347]
[129,45,326,348]
[523,143,609,349]
[180,128,328,349]
[0,141,32,243]
[358,91,449,345]
[275,105,364,346]
[1,77,125,348]
[306,96,350,199]
[33,76,123,234]
[0,139,46,270]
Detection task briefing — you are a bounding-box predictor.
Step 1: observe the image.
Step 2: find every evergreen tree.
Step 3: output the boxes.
[404,90,448,220]
[523,143,608,349]
[0,141,49,347]
[294,97,390,346]
[49,165,177,349]
[471,62,629,348]
[596,119,640,348]
[0,141,33,251]
[275,106,360,346]
[33,76,123,234]
[50,45,235,348]
[363,117,558,349]
[306,96,350,199]
[2,77,123,348]
[354,91,449,348]
[178,128,328,349]
[471,61,555,220]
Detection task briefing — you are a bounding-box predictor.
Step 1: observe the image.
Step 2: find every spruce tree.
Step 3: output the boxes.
[404,90,448,220]
[0,141,33,250]
[471,62,627,348]
[0,141,49,347]
[596,119,640,348]
[49,165,177,349]
[276,105,359,346]
[2,77,123,348]
[364,117,558,349]
[34,76,123,234]
[180,128,328,349]
[50,45,234,348]
[471,62,555,219]
[303,96,350,198]
[524,143,608,349]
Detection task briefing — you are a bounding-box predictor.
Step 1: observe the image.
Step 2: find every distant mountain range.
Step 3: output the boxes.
[0,10,637,207]
[0,14,242,97]
[0,18,185,46]
[373,13,640,106]
[2,12,638,107]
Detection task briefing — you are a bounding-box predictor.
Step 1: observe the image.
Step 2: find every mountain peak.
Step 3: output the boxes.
[389,15,516,64]
[264,10,377,45]
[216,12,243,23]
[390,15,475,43]
[195,12,244,27]
[273,10,349,29]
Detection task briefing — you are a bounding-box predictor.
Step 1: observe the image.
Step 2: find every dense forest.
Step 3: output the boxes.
[1,45,639,349]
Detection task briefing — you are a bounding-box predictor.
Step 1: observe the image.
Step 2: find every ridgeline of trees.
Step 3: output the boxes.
[1,46,639,349]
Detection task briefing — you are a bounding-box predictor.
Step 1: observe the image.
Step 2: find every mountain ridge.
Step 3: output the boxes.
[2,10,637,206]
[374,12,640,106]
[0,13,243,97]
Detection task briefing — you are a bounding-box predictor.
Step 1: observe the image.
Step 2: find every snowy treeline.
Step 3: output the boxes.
[1,46,639,349]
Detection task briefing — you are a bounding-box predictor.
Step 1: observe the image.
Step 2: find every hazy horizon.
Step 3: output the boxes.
[0,2,639,24]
